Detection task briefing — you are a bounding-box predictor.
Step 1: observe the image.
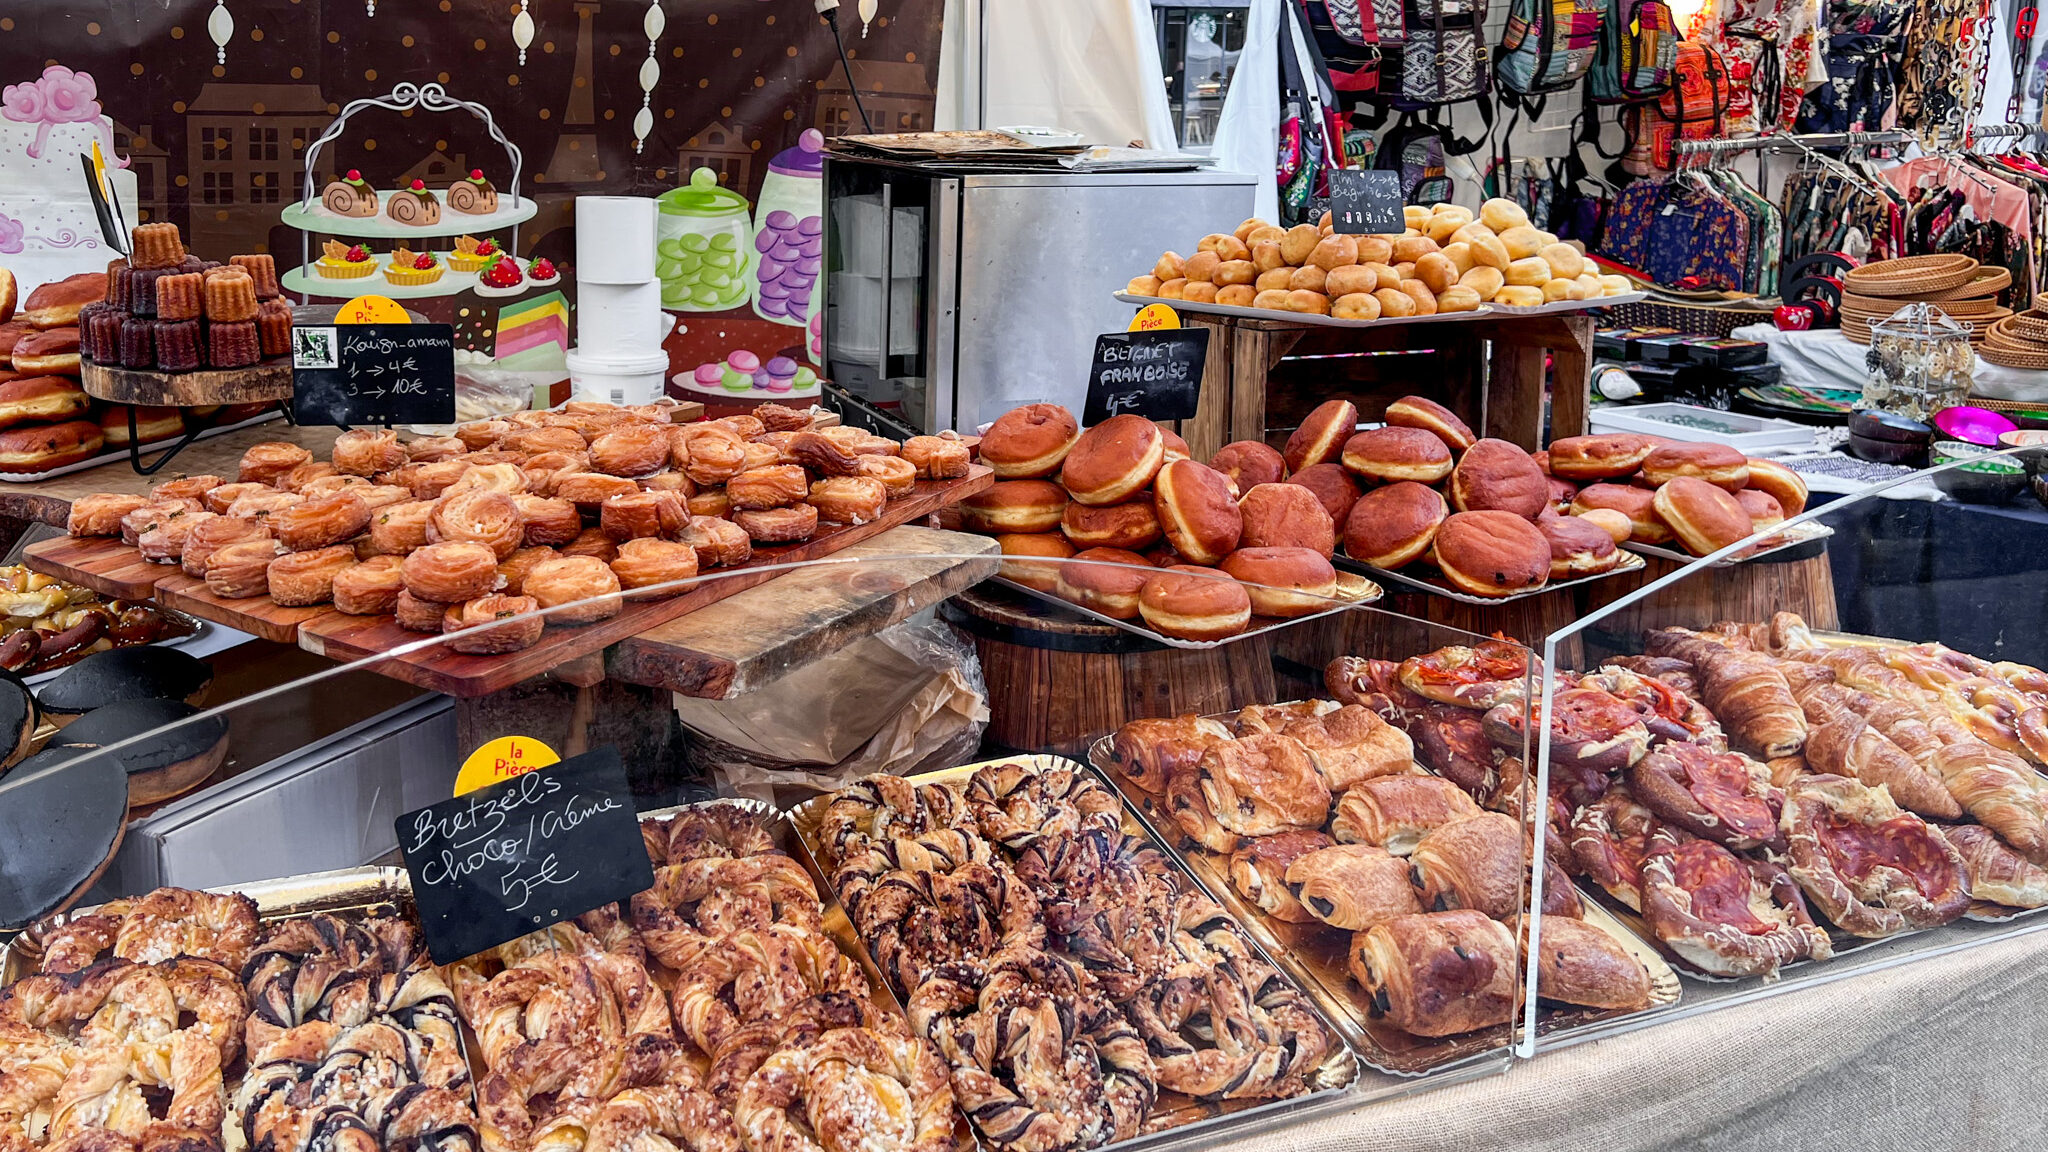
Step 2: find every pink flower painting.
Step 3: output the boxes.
[3,65,117,161]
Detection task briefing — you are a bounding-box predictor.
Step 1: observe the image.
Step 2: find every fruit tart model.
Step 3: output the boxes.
[475,252,525,296]
[445,168,499,214]
[383,245,444,286]
[524,256,560,288]
[320,168,378,216]
[446,235,499,273]
[386,178,442,226]
[314,239,377,279]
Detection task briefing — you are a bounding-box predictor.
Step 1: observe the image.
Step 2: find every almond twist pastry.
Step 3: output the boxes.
[641,808,777,867]
[668,924,865,1058]
[831,851,1045,1000]
[27,889,259,974]
[735,1026,956,1152]
[965,763,1122,851]
[630,853,823,953]
[583,1083,739,1152]
[699,992,887,1106]
[817,777,974,871]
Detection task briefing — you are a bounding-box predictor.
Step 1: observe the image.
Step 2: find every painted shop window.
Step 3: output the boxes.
[249,127,281,162]
[201,126,233,162]
[201,170,237,204]
[250,171,282,204]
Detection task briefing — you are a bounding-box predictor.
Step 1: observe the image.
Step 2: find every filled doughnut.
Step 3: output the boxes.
[962,479,1068,533]
[996,532,1075,592]
[1153,459,1243,565]
[1448,438,1550,518]
[1652,476,1755,556]
[1139,565,1253,640]
[1342,481,1448,569]
[1641,442,1750,491]
[1283,400,1358,472]
[1570,483,1673,545]
[1060,499,1162,550]
[1546,433,1656,481]
[1208,440,1286,491]
[1237,482,1337,558]
[1537,513,1623,579]
[1341,426,1454,484]
[1053,546,1153,618]
[979,404,1080,477]
[1218,547,1342,617]
[0,419,103,473]
[0,377,92,429]
[1430,510,1551,596]
[1060,414,1165,505]
[1284,462,1360,526]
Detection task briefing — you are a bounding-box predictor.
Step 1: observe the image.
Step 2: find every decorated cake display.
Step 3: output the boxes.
[320,168,379,217]
[386,178,442,226]
[446,168,499,215]
[382,245,443,286]
[447,235,499,273]
[681,349,819,400]
[525,256,560,288]
[314,239,377,279]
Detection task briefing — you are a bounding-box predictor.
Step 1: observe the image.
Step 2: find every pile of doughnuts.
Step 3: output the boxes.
[60,400,969,654]
[965,403,1363,641]
[0,252,271,474]
[1550,435,1808,558]
[1128,198,1634,321]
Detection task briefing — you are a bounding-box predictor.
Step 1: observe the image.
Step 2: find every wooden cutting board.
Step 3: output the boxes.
[295,466,994,697]
[20,536,175,600]
[152,573,349,644]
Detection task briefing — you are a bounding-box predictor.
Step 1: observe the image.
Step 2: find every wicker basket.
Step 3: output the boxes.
[1604,300,1773,337]
[1922,266,2013,300]
[1842,254,1981,296]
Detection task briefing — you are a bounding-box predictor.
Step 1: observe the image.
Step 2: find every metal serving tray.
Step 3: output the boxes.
[991,570,1381,650]
[1620,521,1834,567]
[789,754,1364,1152]
[1335,549,1647,606]
[1085,733,1681,1077]
[1114,291,1493,328]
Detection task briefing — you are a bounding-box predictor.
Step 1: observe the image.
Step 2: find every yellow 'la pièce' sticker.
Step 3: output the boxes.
[334,294,410,324]
[1127,303,1182,332]
[454,735,562,796]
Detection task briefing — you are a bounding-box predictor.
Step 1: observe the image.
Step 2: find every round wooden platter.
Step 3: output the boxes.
[81,358,294,407]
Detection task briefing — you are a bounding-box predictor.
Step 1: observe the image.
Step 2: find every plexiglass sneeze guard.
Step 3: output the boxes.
[1527,446,2048,1055]
[0,552,1548,1152]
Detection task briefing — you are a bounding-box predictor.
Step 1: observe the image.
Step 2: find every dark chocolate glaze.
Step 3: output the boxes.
[51,698,228,775]
[35,648,214,715]
[0,745,126,929]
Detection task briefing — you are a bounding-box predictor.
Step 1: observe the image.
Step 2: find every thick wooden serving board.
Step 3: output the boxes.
[610,525,1000,699]
[20,536,176,599]
[295,466,994,697]
[81,359,295,406]
[152,574,347,644]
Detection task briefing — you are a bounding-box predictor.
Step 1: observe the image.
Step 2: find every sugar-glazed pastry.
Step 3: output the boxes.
[523,555,622,624]
[561,526,620,562]
[428,489,524,559]
[240,441,313,485]
[808,476,888,525]
[395,590,450,632]
[321,168,379,217]
[858,454,918,497]
[514,494,582,547]
[678,515,752,568]
[445,594,544,653]
[734,503,818,544]
[331,554,408,615]
[138,509,218,563]
[611,538,699,597]
[365,499,435,555]
[206,538,285,598]
[333,428,408,476]
[496,546,559,595]
[268,545,357,606]
[180,514,271,578]
[270,491,371,552]
[402,541,501,603]
[902,433,971,479]
[66,492,150,536]
[445,168,500,215]
[589,424,671,477]
[386,178,442,226]
[729,465,810,511]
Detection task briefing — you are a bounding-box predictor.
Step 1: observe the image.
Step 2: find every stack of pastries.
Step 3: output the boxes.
[446,805,959,1152]
[1128,199,1633,321]
[1104,698,1655,1039]
[814,761,1338,1150]
[0,262,108,472]
[1319,614,2048,981]
[1550,434,1810,558]
[60,400,970,653]
[964,402,1366,639]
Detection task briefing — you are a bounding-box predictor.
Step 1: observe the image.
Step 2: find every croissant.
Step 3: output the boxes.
[1196,732,1332,836]
[1104,715,1233,794]
[1648,630,1807,758]
[1805,717,1961,820]
[1281,704,1416,791]
[1227,830,1333,924]
[1528,915,1653,1010]
[1939,824,2048,909]
[1329,775,1480,854]
[1409,812,1523,919]
[1349,910,1516,1038]
[1285,844,1422,930]
[1931,742,2048,864]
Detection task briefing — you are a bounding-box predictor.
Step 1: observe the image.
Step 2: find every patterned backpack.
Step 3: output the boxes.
[1586,0,1679,103]
[1374,115,1458,202]
[1298,0,1383,92]
[1375,0,1493,110]
[1495,0,1607,106]
[1658,41,1731,133]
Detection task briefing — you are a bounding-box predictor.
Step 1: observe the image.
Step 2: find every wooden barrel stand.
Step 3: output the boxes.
[943,583,1278,755]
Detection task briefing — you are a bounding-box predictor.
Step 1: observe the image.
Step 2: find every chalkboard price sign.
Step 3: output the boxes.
[291,323,457,426]
[396,744,653,964]
[1328,169,1405,235]
[1082,328,1209,425]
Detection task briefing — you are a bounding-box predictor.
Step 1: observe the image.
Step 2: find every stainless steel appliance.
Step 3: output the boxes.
[822,155,1254,433]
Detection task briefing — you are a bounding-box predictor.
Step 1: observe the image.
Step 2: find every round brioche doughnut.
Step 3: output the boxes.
[1060,414,1165,505]
[1546,433,1656,480]
[961,479,1068,534]
[20,272,105,329]
[1735,488,1784,530]
[1139,565,1252,640]
[1340,426,1453,484]
[1546,475,1578,515]
[1283,399,1357,472]
[10,328,80,375]
[0,419,103,472]
[1341,481,1447,569]
[0,376,89,429]
[1219,547,1341,617]
[1283,463,1359,526]
[1448,438,1550,518]
[1060,499,1161,550]
[996,532,1075,592]
[1430,510,1551,596]
[980,404,1081,478]
[1653,476,1756,556]
[1152,459,1243,565]
[1537,514,1622,579]
[1570,483,1672,545]
[1641,442,1750,491]
[1209,440,1285,491]
[1575,507,1633,544]
[1743,458,1808,517]
[100,404,185,447]
[1237,482,1336,558]
[1053,546,1154,618]
[1160,427,1191,464]
[1383,395,1476,453]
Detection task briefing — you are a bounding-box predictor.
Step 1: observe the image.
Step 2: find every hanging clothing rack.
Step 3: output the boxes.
[1672,131,1916,159]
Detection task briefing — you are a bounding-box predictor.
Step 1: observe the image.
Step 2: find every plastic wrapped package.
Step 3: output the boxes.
[670,611,989,803]
[405,350,544,433]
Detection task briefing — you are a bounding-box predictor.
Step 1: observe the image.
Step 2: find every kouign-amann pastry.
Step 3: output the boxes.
[808,476,888,524]
[138,508,218,562]
[333,428,408,476]
[428,489,524,558]
[67,492,150,536]
[590,423,672,477]
[227,490,304,519]
[119,498,201,546]
[402,541,501,603]
[514,494,582,547]
[676,425,750,484]
[902,433,971,479]
[445,594,545,654]
[271,490,371,551]
[240,440,313,485]
[330,554,408,615]
[858,453,918,496]
[367,499,436,554]
[611,538,700,595]
[556,471,642,508]
[180,513,271,578]
[600,490,687,541]
[678,515,752,567]
[735,503,819,543]
[561,525,621,562]
[394,590,450,632]
[496,546,559,595]
[523,555,622,624]
[206,538,285,598]
[448,461,528,495]
[267,544,357,606]
[729,464,810,510]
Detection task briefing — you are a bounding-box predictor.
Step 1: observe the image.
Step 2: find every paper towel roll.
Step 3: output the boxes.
[575,195,657,284]
[577,280,667,353]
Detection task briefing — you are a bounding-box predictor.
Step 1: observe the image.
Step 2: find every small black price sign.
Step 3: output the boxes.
[396,745,652,964]
[291,323,457,426]
[1082,328,1209,425]
[1328,169,1405,235]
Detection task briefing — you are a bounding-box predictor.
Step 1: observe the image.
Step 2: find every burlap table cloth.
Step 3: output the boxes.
[1262,927,2048,1150]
